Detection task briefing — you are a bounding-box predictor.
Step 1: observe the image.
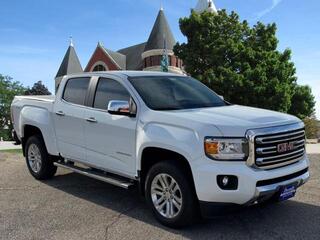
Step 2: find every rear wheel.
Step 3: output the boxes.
[145,161,198,228]
[25,135,57,180]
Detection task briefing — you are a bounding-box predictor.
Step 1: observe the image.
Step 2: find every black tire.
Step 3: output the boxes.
[145,161,198,228]
[25,135,57,180]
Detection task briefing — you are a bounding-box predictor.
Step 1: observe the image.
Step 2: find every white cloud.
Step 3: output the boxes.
[255,0,283,19]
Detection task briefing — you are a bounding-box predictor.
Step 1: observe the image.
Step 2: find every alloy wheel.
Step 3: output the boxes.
[150,173,183,219]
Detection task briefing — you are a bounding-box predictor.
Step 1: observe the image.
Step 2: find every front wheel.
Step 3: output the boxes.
[145,161,198,228]
[25,135,57,180]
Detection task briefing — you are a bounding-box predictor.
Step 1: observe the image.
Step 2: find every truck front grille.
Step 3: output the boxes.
[254,128,305,170]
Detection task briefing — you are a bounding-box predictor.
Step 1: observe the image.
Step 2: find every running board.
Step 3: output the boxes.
[54,162,134,189]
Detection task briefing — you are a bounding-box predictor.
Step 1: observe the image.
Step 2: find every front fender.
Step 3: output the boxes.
[20,106,59,156]
[136,122,201,171]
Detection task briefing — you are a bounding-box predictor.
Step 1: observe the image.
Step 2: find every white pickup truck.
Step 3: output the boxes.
[11,71,309,227]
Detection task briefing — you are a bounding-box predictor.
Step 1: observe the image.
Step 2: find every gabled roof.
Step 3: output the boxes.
[144,9,176,52]
[56,43,83,78]
[100,45,126,70]
[118,42,146,70]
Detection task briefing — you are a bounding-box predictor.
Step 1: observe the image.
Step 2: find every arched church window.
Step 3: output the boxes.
[93,64,106,72]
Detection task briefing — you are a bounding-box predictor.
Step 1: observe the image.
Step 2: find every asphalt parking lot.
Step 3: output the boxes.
[0,151,319,240]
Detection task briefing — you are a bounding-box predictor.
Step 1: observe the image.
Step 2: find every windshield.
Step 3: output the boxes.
[128,76,226,110]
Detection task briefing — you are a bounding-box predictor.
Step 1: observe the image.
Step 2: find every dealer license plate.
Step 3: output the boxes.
[279,185,296,201]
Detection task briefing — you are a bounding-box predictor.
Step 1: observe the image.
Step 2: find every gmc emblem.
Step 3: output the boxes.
[277,142,294,153]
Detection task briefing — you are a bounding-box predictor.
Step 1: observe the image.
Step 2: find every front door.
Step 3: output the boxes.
[53,77,90,161]
[84,77,137,176]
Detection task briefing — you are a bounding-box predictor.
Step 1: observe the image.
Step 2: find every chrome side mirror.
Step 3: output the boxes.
[107,100,136,117]
[218,95,224,100]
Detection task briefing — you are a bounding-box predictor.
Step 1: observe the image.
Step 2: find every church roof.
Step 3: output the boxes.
[56,43,83,78]
[144,9,176,52]
[118,42,146,70]
[100,45,126,70]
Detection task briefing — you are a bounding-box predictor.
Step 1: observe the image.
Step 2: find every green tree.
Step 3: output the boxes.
[303,113,318,139]
[174,10,315,117]
[25,80,51,95]
[288,85,315,119]
[0,74,26,140]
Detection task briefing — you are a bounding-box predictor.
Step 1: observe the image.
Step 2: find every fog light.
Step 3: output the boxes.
[217,175,238,190]
[222,176,229,186]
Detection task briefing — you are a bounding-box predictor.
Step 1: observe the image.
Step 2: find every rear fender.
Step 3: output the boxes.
[20,106,59,156]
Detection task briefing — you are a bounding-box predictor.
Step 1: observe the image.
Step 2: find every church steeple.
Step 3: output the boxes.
[140,8,184,74]
[55,39,83,89]
[144,8,176,52]
[194,0,217,13]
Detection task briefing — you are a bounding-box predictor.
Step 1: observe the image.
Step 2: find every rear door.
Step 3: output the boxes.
[84,77,137,176]
[53,77,91,161]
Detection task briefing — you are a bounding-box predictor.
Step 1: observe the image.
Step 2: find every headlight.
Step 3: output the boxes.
[204,137,248,161]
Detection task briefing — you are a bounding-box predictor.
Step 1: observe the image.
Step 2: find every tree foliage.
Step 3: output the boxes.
[288,85,315,119]
[25,80,51,95]
[303,113,319,139]
[174,10,315,118]
[0,74,26,140]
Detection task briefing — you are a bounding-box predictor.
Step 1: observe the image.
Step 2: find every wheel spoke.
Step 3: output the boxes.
[158,176,166,189]
[37,161,41,171]
[155,195,165,205]
[165,201,171,217]
[152,189,163,196]
[169,180,176,190]
[172,184,180,193]
[173,195,182,204]
[170,200,175,216]
[162,175,169,188]
[172,198,181,209]
[156,200,167,211]
[153,182,164,191]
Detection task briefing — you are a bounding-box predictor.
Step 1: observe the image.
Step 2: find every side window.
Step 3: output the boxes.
[63,78,90,105]
[93,78,130,110]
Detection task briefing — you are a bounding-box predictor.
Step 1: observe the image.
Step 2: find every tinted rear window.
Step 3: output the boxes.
[63,78,90,105]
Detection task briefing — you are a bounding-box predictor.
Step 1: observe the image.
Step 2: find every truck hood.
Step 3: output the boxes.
[155,105,301,137]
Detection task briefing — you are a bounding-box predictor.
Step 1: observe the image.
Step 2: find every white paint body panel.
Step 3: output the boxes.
[11,71,309,205]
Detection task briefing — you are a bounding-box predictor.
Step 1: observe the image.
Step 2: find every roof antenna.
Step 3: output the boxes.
[69,36,74,47]
[160,0,163,10]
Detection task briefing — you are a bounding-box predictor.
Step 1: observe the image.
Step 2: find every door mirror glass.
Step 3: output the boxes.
[108,100,135,117]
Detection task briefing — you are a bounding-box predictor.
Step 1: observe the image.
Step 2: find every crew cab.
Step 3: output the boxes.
[11,71,309,227]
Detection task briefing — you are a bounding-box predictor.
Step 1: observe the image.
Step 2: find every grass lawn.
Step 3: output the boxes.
[0,149,23,154]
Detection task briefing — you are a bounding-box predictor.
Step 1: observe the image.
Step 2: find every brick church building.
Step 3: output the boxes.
[55,0,217,89]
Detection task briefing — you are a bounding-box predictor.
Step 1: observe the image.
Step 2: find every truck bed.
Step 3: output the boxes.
[11,95,56,143]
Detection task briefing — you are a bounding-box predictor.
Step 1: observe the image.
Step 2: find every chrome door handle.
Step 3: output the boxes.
[86,117,97,123]
[55,111,65,116]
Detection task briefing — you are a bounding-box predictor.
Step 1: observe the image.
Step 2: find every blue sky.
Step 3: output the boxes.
[0,0,319,118]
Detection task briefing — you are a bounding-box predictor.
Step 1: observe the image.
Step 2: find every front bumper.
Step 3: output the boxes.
[198,165,309,218]
[192,154,310,205]
[249,168,309,205]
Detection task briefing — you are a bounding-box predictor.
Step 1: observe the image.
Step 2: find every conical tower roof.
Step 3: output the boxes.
[56,40,83,78]
[144,8,176,52]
